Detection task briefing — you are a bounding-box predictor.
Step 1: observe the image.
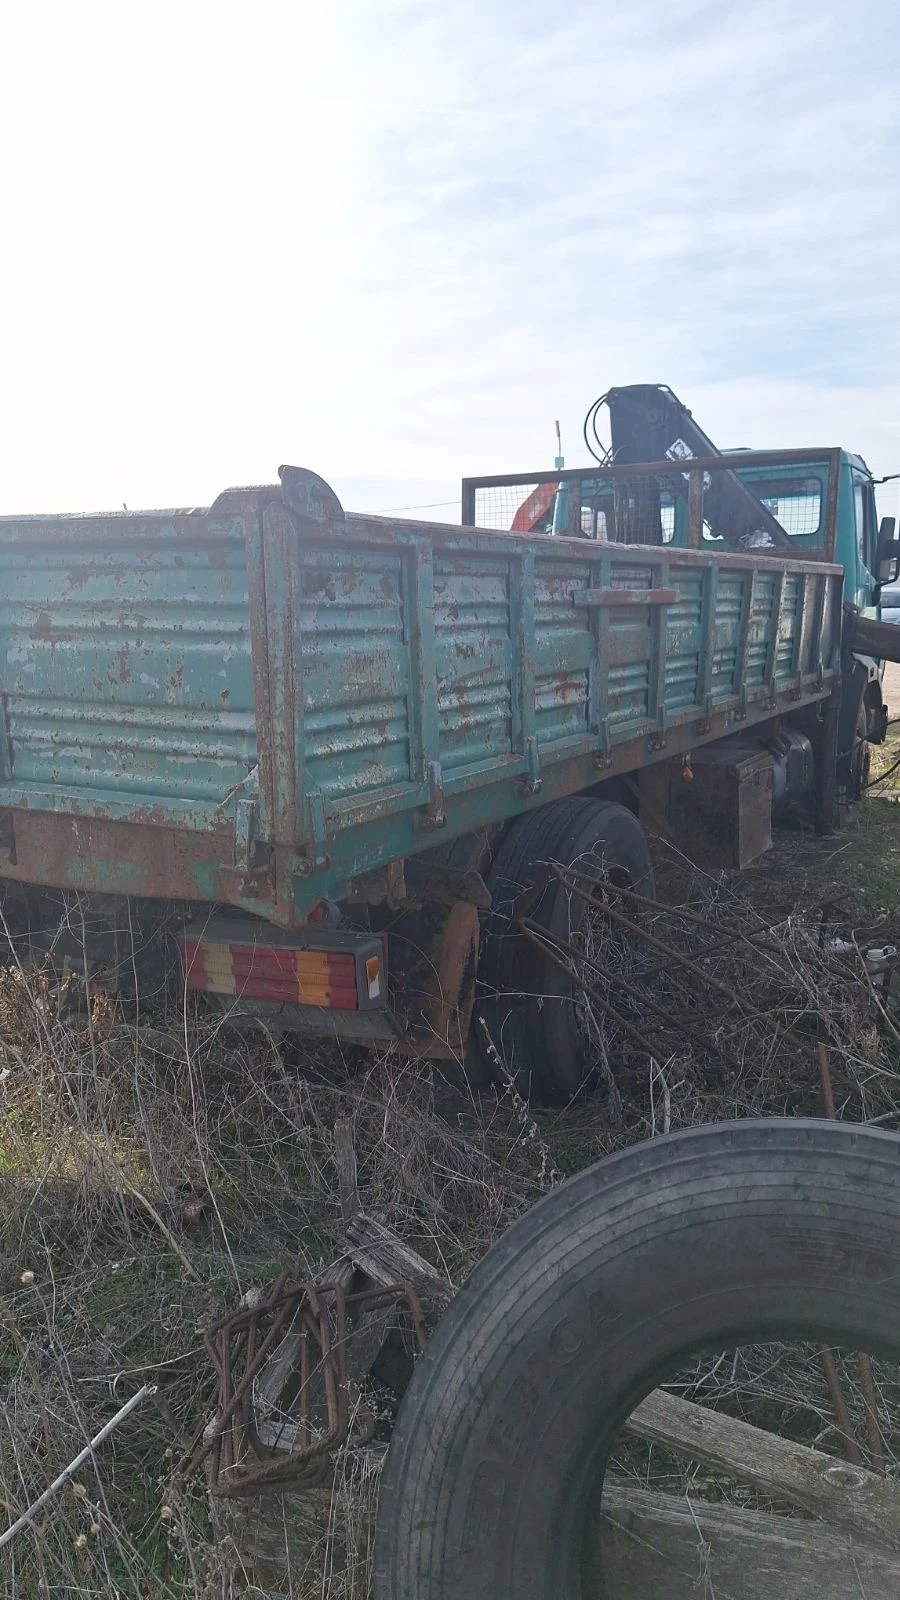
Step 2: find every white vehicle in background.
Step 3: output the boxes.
[881,581,900,622]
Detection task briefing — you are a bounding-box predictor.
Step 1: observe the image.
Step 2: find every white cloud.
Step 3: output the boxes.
[0,0,896,516]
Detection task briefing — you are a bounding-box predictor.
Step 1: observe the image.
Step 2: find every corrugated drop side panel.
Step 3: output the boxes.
[606,560,653,726]
[0,524,256,805]
[711,572,746,699]
[434,555,512,771]
[665,572,704,711]
[298,551,413,801]
[776,573,802,679]
[610,562,653,592]
[746,572,777,686]
[532,558,591,743]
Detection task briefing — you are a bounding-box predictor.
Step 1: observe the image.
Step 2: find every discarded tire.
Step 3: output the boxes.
[478,797,653,1101]
[374,1119,900,1600]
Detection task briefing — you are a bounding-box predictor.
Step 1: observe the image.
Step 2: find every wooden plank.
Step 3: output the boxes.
[597,1481,900,1599]
[333,1118,361,1227]
[344,1214,453,1312]
[626,1388,900,1554]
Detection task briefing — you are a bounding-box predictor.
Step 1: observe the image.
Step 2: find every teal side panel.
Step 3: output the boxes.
[776,573,802,679]
[296,549,415,801]
[532,556,592,742]
[665,571,704,711]
[605,557,657,727]
[711,573,745,698]
[434,554,513,771]
[0,518,256,808]
[746,572,776,688]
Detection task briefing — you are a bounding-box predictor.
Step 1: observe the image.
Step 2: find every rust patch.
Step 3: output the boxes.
[30,611,75,643]
[165,663,185,698]
[2,810,257,908]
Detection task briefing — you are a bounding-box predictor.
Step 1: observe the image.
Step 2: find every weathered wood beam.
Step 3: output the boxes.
[626,1387,900,1555]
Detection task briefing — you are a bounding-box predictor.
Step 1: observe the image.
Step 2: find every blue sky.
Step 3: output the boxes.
[1,0,898,517]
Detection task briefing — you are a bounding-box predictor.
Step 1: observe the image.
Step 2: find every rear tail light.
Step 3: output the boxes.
[178,920,385,1012]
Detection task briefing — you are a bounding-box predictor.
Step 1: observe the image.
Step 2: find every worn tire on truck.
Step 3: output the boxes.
[374,1119,900,1600]
[478,797,653,1101]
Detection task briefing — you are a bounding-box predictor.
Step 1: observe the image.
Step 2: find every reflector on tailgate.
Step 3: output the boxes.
[178,917,385,1011]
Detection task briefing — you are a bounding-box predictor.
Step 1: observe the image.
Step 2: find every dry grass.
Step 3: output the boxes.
[2,790,900,1594]
[0,948,558,1597]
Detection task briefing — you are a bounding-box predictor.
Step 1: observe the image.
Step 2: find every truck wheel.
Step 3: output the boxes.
[374,1119,900,1600]
[477,798,653,1102]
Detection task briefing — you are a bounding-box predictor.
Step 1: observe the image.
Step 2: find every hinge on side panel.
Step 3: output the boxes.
[297,788,330,876]
[233,798,259,875]
[422,760,446,830]
[517,735,542,797]
[593,718,613,770]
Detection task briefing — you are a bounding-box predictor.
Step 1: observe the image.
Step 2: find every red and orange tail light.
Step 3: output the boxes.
[178,918,384,1012]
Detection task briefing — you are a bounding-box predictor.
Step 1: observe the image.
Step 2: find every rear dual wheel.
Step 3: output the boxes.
[477,798,653,1103]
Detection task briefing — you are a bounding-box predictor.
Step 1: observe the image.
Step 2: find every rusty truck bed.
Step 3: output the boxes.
[0,462,843,925]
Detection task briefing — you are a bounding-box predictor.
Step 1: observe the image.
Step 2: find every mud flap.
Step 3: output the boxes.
[388,900,480,1059]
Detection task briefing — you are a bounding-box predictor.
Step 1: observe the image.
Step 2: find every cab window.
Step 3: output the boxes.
[854,477,875,571]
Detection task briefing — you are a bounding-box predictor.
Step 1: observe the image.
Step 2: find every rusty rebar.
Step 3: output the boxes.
[518,916,661,1062]
[820,1349,862,1466]
[816,1041,837,1118]
[857,1352,887,1477]
[555,868,772,1024]
[606,876,864,982]
[518,913,736,1070]
[172,1279,426,1494]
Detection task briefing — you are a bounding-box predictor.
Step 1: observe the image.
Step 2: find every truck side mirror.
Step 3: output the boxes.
[877,516,900,586]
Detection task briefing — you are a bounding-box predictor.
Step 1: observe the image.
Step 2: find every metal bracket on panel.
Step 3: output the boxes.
[518,735,543,797]
[233,798,259,875]
[593,717,613,770]
[695,694,712,736]
[297,788,330,876]
[735,683,749,722]
[278,466,345,526]
[422,760,447,829]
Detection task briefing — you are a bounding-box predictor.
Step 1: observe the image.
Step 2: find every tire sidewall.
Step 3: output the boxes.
[375,1122,900,1600]
[479,799,653,1101]
[539,805,654,1096]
